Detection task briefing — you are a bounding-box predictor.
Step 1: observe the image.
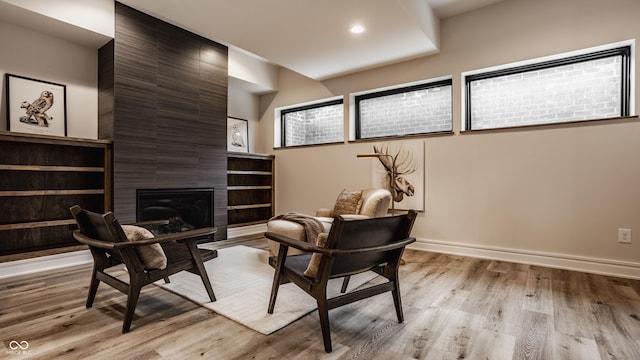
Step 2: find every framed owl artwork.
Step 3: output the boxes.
[6,74,67,137]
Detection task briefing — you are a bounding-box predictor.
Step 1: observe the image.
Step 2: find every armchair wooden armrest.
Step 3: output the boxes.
[117,227,216,247]
[265,231,415,256]
[264,231,333,255]
[328,237,416,256]
[72,231,118,249]
[73,227,216,249]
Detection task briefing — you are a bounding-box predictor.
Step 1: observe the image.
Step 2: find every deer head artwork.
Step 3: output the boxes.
[372,144,417,203]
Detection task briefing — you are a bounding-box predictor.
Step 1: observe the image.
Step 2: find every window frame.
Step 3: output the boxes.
[352,77,453,140]
[463,44,632,131]
[278,98,344,148]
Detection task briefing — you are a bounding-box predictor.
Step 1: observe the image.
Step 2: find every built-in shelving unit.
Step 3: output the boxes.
[227,153,274,227]
[0,131,112,256]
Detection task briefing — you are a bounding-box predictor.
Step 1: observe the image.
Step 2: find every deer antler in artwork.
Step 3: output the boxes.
[372,144,416,202]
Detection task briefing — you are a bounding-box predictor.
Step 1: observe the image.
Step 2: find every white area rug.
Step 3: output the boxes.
[155,245,378,335]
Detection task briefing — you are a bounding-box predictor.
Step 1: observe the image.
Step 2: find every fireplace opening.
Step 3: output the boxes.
[136,188,214,234]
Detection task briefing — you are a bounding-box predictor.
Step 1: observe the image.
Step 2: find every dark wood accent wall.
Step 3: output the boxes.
[98,2,228,240]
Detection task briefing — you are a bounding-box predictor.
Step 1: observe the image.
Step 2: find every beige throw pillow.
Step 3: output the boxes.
[333,189,363,216]
[122,225,167,270]
[303,232,329,278]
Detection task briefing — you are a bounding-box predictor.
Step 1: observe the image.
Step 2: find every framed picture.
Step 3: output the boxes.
[227,117,248,153]
[6,74,67,137]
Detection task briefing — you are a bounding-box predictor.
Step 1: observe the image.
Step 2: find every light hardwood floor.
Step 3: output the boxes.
[1,236,639,359]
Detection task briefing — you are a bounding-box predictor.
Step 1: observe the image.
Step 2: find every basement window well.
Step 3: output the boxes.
[275,97,344,147]
[351,77,453,140]
[463,40,634,131]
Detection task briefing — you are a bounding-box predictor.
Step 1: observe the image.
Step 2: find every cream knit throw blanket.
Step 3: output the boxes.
[269,212,325,244]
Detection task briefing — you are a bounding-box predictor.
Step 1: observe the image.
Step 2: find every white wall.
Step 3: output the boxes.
[1,0,114,38]
[0,21,99,139]
[229,47,278,94]
[228,81,260,154]
[255,0,640,277]
[228,47,278,154]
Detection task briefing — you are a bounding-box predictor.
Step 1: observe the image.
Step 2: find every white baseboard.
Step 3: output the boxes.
[0,250,92,280]
[408,238,640,280]
[5,232,637,281]
[0,224,268,280]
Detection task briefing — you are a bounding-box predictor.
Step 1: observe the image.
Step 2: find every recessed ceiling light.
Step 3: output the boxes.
[350,25,365,34]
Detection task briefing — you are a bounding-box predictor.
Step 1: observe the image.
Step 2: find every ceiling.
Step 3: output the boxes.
[117,0,507,81]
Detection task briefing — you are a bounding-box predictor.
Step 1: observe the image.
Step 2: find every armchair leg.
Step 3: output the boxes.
[268,245,288,313]
[391,277,404,323]
[122,281,142,333]
[340,276,351,293]
[86,270,100,308]
[87,250,108,308]
[317,296,333,353]
[185,241,216,302]
[198,271,216,303]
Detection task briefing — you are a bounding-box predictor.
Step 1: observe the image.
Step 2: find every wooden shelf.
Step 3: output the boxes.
[227,203,272,210]
[0,132,112,256]
[227,170,272,176]
[0,164,104,172]
[227,153,274,227]
[0,219,76,231]
[228,186,272,191]
[227,220,272,228]
[0,130,111,147]
[0,189,104,196]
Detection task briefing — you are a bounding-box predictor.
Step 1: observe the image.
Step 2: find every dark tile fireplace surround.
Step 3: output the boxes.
[99,3,229,241]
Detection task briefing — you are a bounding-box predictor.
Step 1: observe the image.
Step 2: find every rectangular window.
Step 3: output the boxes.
[280,99,343,147]
[465,44,632,130]
[354,79,452,140]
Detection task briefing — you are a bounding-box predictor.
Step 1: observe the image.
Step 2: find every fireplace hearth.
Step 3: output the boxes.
[136,188,214,235]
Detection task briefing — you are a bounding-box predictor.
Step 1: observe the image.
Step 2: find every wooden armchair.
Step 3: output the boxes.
[69,205,217,333]
[265,210,417,352]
